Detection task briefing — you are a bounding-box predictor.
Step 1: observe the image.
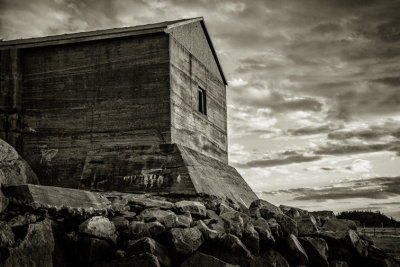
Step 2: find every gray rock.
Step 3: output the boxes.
[79,216,119,245]
[299,237,329,267]
[0,139,39,186]
[0,221,14,248]
[280,205,309,218]
[218,203,235,215]
[329,260,349,267]
[2,219,54,267]
[125,237,171,266]
[220,211,244,237]
[75,236,114,265]
[112,216,129,233]
[344,230,368,257]
[276,214,298,236]
[278,234,308,265]
[242,223,260,253]
[296,215,319,236]
[128,221,165,239]
[140,208,177,228]
[168,227,204,254]
[267,218,283,240]
[367,245,399,267]
[201,234,252,267]
[253,217,275,246]
[260,248,290,267]
[322,219,356,232]
[250,199,283,219]
[0,189,8,214]
[94,252,160,267]
[180,251,239,267]
[176,212,192,228]
[197,220,219,239]
[175,200,206,217]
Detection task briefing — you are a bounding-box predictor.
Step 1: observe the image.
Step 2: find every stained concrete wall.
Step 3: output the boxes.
[169,36,228,163]
[18,33,171,188]
[168,21,223,83]
[80,144,257,207]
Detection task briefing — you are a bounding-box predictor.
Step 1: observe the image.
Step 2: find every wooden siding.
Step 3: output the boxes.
[170,37,228,163]
[20,34,171,187]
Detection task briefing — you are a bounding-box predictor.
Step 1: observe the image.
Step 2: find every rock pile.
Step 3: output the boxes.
[0,139,398,266]
[0,184,399,267]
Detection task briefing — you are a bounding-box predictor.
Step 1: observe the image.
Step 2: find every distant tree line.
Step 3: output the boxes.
[337,210,400,227]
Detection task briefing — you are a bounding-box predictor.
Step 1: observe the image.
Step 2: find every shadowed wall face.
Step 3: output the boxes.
[20,34,171,187]
[169,21,228,163]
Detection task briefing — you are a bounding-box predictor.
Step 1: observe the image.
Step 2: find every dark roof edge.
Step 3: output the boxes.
[0,18,190,47]
[0,17,228,85]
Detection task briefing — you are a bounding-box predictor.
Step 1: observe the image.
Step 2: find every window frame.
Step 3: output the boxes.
[198,87,207,115]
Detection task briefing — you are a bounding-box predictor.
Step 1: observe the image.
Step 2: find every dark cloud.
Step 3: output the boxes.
[315,141,400,156]
[265,176,400,201]
[236,151,321,168]
[311,22,343,35]
[286,124,340,136]
[377,18,400,42]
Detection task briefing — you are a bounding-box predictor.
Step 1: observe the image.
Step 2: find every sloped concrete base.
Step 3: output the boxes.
[80,144,258,207]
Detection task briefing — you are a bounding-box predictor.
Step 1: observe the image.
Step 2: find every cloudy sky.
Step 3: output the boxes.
[1,0,400,218]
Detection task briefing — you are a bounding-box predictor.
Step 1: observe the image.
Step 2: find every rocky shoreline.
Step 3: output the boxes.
[0,183,399,267]
[0,139,399,266]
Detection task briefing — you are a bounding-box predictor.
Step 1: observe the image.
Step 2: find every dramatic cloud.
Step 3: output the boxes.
[236,151,322,168]
[265,176,400,201]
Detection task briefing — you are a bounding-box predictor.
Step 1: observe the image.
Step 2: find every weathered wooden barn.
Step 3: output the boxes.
[0,18,257,206]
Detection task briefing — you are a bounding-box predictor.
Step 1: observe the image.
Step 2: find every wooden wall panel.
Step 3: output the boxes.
[21,34,171,187]
[170,38,228,163]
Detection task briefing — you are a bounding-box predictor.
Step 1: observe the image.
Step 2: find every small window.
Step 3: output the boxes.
[198,87,207,115]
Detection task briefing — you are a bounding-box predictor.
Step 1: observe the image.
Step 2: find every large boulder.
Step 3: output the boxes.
[280,205,309,218]
[196,220,219,240]
[344,230,368,258]
[175,200,206,217]
[367,245,400,267]
[112,193,175,211]
[276,214,298,236]
[220,211,244,237]
[125,237,170,266]
[180,251,239,267]
[242,223,260,253]
[128,221,165,239]
[2,184,111,213]
[259,248,289,267]
[253,218,275,247]
[299,237,329,267]
[95,252,160,267]
[322,219,356,232]
[201,234,252,267]
[0,222,14,248]
[0,190,8,214]
[79,216,119,245]
[167,227,204,254]
[250,199,283,220]
[296,215,319,236]
[1,219,54,267]
[0,139,39,185]
[277,234,308,265]
[139,208,178,228]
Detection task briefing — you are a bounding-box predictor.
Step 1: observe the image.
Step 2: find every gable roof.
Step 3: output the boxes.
[0,17,227,85]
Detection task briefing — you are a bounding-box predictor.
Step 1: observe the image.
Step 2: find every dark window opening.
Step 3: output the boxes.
[198,87,207,115]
